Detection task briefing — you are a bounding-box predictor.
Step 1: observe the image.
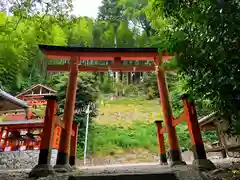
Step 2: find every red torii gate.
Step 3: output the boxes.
[30,45,214,177]
[40,45,183,166]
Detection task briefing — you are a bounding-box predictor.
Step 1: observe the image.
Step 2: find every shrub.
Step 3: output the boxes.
[146,87,156,100]
[124,84,139,97]
[100,75,114,94]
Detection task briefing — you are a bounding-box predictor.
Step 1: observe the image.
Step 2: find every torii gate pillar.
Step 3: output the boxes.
[155,55,186,166]
[54,56,79,172]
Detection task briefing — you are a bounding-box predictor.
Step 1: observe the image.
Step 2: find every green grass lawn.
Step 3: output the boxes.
[89,97,192,158]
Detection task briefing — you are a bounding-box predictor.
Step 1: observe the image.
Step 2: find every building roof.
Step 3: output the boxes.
[0,119,44,128]
[198,112,219,126]
[16,84,57,98]
[0,89,28,112]
[183,112,221,132]
[0,119,43,126]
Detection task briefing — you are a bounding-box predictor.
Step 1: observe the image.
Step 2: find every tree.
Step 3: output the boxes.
[9,0,73,17]
[67,17,94,46]
[0,11,70,93]
[153,0,240,129]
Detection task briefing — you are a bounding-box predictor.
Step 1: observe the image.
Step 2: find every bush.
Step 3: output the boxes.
[146,87,156,100]
[114,81,125,96]
[100,75,114,94]
[124,84,139,97]
[142,72,159,99]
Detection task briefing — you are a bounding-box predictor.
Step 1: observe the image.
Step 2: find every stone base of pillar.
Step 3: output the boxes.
[159,161,168,165]
[29,164,55,178]
[71,165,79,171]
[159,154,168,165]
[170,161,187,167]
[168,150,186,167]
[54,164,72,173]
[69,155,76,166]
[192,159,216,171]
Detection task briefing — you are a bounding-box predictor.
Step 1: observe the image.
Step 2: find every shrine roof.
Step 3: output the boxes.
[16,84,56,98]
[198,112,218,126]
[0,89,28,112]
[0,119,44,128]
[0,119,43,126]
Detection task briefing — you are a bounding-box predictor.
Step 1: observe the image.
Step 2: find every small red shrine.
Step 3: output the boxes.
[0,84,61,152]
[16,83,57,106]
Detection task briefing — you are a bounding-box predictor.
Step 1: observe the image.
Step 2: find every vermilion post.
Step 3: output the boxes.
[55,56,79,171]
[0,128,2,144]
[181,94,207,159]
[182,94,216,170]
[4,130,9,147]
[155,55,184,165]
[26,128,30,150]
[29,96,57,177]
[155,120,167,164]
[36,96,56,164]
[69,122,78,166]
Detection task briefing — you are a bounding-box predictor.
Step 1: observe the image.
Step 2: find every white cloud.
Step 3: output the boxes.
[72,0,102,19]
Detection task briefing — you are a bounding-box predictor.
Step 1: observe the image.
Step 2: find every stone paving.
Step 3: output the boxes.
[0,161,240,180]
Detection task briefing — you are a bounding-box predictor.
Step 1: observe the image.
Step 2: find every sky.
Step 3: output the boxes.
[72,0,102,19]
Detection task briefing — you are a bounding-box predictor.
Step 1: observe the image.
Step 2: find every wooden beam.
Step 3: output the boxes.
[0,124,44,129]
[47,64,175,72]
[159,113,186,134]
[46,55,173,61]
[173,113,186,126]
[43,51,175,61]
[0,109,27,114]
[23,94,56,97]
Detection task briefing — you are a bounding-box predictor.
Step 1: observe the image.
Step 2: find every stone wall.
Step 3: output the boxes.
[0,149,58,169]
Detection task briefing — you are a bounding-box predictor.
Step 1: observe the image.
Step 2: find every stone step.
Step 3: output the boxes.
[69,173,179,180]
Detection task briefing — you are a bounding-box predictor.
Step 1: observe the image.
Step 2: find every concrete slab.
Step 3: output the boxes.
[69,164,208,180]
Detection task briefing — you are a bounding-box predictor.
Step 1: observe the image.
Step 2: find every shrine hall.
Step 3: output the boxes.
[0,84,64,152]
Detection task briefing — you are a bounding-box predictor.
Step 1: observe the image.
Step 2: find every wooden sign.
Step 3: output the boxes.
[52,126,62,149]
[27,100,47,106]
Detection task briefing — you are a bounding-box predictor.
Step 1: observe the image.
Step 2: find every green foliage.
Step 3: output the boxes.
[100,75,115,94]
[142,73,158,99]
[91,121,158,155]
[32,105,46,118]
[52,73,99,158]
[146,87,156,100]
[202,132,218,143]
[153,0,240,127]
[114,81,125,96]
[91,117,193,156]
[124,84,139,97]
